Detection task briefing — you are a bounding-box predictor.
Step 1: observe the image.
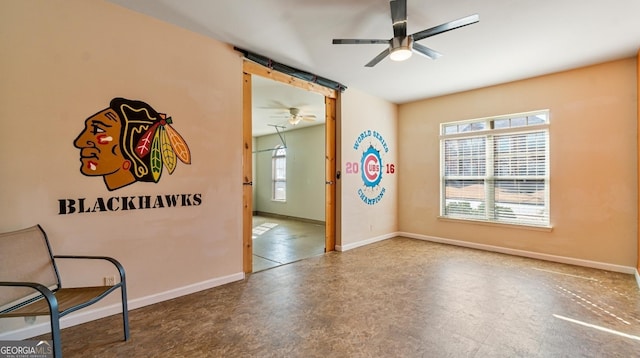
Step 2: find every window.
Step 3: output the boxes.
[272,145,286,201]
[440,111,549,227]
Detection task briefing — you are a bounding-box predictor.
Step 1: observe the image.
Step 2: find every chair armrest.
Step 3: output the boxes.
[0,281,59,315]
[53,255,126,283]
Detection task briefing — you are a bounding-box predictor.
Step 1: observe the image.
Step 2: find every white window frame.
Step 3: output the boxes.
[440,110,550,228]
[272,145,287,202]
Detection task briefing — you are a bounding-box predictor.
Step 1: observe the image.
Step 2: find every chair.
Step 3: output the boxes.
[0,225,129,358]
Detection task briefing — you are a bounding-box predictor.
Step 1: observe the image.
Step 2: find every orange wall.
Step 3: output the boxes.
[399,58,638,267]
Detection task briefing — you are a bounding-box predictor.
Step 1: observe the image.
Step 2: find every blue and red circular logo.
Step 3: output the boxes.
[361,146,382,188]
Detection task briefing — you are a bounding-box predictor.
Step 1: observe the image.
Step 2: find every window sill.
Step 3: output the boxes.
[437,216,553,232]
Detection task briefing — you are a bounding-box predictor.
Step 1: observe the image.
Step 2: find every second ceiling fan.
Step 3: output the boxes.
[285,107,316,125]
[332,0,479,67]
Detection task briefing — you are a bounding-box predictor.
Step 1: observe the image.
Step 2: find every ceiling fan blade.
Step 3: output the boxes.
[411,14,479,42]
[365,48,391,67]
[390,0,407,38]
[412,42,442,60]
[333,39,389,45]
[258,100,290,110]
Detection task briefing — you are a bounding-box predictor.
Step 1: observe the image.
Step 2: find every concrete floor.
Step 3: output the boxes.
[252,215,325,272]
[38,237,640,357]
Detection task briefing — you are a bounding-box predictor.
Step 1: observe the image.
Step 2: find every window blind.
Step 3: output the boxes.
[441,111,550,227]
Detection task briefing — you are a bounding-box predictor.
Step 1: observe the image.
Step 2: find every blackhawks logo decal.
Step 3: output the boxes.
[74,98,191,191]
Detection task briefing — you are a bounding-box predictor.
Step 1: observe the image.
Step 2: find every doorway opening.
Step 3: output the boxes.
[250,76,326,271]
[242,60,338,273]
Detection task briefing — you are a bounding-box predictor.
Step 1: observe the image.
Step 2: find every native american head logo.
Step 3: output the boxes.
[74,98,191,191]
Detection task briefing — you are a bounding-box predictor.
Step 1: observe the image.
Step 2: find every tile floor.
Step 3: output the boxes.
[38,237,640,357]
[252,215,325,272]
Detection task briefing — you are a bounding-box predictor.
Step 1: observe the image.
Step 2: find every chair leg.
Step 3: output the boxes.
[50,314,63,358]
[120,284,130,341]
[41,286,63,358]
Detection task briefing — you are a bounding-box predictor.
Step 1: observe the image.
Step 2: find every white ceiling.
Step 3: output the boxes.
[252,76,325,137]
[107,0,640,133]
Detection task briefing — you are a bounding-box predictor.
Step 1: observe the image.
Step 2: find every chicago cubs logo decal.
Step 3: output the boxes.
[346,130,395,205]
[361,146,382,188]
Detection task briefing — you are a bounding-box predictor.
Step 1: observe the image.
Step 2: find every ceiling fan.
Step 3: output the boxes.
[259,100,318,125]
[264,106,316,125]
[285,107,316,125]
[332,0,479,67]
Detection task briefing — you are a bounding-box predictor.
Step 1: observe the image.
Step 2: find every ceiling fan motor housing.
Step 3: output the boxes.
[391,36,412,49]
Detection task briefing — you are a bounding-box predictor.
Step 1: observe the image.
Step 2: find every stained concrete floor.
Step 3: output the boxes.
[38,237,640,357]
[252,215,325,272]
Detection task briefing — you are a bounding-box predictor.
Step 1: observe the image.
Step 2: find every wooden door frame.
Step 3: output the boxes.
[242,60,338,273]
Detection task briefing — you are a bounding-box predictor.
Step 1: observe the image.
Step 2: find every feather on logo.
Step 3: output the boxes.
[134,113,191,182]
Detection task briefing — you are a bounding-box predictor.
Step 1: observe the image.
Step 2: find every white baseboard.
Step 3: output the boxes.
[337,231,636,276]
[399,232,637,275]
[336,232,397,252]
[0,272,244,340]
[127,272,244,311]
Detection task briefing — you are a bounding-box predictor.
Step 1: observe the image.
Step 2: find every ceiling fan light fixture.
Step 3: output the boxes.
[389,37,413,62]
[289,116,302,125]
[390,47,412,61]
[288,107,303,125]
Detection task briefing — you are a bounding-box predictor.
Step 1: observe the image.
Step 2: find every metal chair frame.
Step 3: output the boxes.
[0,225,129,358]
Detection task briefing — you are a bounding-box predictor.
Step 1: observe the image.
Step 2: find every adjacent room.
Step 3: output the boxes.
[251,76,327,271]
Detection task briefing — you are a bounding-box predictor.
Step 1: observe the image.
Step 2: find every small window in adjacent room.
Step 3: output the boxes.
[440,111,550,227]
[272,145,287,201]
